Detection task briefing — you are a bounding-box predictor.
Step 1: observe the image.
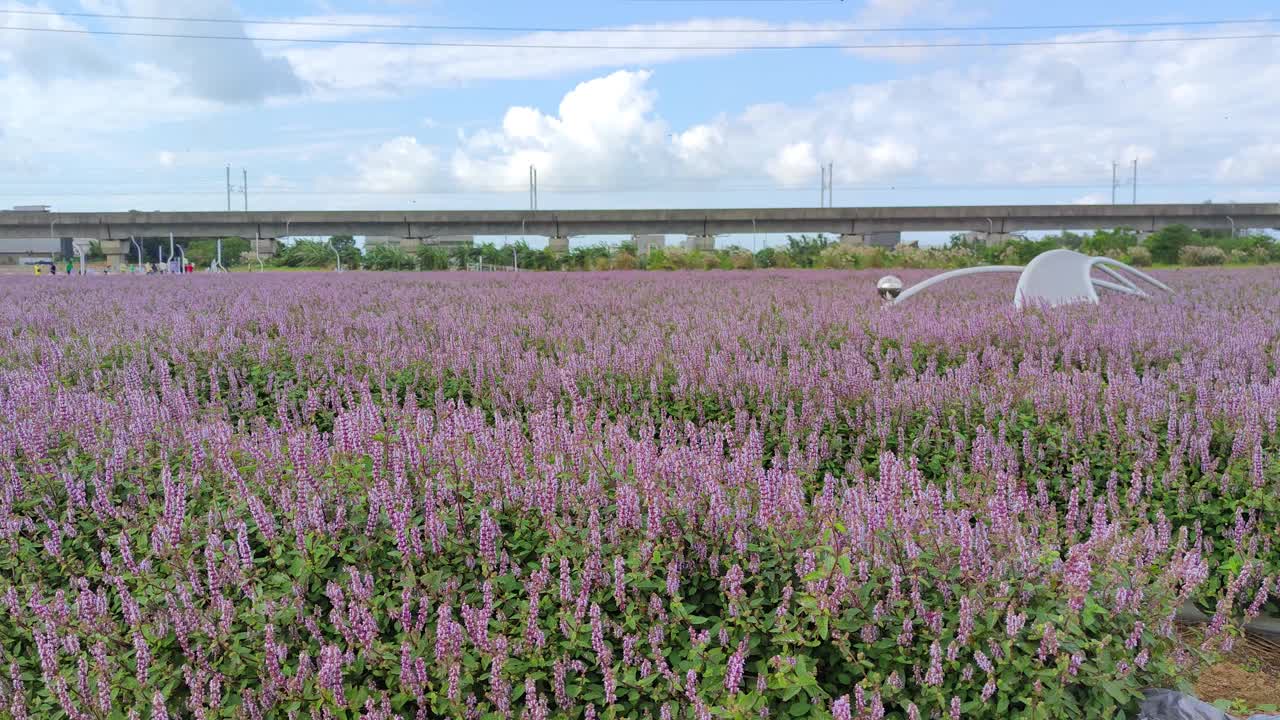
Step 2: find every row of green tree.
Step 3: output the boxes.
[952,226,1278,267]
[171,225,1280,272]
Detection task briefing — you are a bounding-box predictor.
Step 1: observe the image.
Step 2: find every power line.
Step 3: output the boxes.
[0,180,1273,191]
[2,8,1276,35]
[2,24,1279,50]
[4,181,1279,196]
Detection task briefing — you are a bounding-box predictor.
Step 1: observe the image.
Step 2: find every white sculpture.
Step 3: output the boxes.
[876,275,904,300]
[884,249,1173,309]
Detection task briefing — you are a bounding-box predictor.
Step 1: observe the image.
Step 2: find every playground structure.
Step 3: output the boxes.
[882,249,1175,309]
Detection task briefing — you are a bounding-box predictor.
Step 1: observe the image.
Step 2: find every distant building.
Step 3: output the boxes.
[632,234,665,256]
[0,237,62,264]
[0,237,98,264]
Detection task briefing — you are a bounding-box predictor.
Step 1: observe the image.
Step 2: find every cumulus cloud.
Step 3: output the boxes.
[356,71,672,192]
[353,136,445,192]
[352,69,924,194]
[767,143,820,187]
[348,30,1280,200]
[5,3,1280,210]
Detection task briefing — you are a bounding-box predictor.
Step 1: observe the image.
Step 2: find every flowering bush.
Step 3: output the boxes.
[1178,246,1228,266]
[0,269,1275,719]
[817,245,887,270]
[1125,247,1152,267]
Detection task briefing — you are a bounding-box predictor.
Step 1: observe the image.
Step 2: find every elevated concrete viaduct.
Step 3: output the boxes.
[4,204,1276,268]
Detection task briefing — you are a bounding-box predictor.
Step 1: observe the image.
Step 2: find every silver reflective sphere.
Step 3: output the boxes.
[877,275,904,301]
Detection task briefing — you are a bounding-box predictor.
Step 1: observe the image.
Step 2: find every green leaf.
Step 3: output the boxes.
[1101,680,1132,705]
[789,700,813,717]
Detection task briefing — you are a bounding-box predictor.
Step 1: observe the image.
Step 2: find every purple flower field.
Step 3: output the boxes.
[0,269,1276,720]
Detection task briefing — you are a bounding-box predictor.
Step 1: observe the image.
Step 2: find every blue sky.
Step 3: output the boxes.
[2,0,1279,247]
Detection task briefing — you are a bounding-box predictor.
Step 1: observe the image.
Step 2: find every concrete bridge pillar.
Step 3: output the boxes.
[548,236,570,253]
[100,239,130,271]
[249,236,278,259]
[684,234,716,252]
[632,234,665,256]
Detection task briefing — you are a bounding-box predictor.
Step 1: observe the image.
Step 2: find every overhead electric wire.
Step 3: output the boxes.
[3,181,1277,197]
[1,8,1277,35]
[1,23,1279,50]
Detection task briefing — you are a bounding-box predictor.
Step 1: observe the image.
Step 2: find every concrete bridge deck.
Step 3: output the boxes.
[2,203,1277,242]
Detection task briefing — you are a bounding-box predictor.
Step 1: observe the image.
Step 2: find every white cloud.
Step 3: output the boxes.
[0,2,303,168]
[767,143,820,187]
[1216,143,1280,183]
[354,71,673,193]
[353,136,444,192]
[77,0,302,103]
[347,30,1280,201]
[280,14,960,97]
[5,3,1280,211]
[243,15,411,42]
[1072,193,1108,205]
[0,64,218,156]
[279,0,961,94]
[0,1,119,78]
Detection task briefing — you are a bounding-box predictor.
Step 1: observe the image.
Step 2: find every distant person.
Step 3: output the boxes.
[33,264,42,276]
[66,259,74,275]
[186,263,194,274]
[49,263,57,276]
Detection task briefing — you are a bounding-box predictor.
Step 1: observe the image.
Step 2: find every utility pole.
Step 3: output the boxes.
[226,166,231,211]
[1111,162,1117,205]
[819,162,834,207]
[1132,159,1138,204]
